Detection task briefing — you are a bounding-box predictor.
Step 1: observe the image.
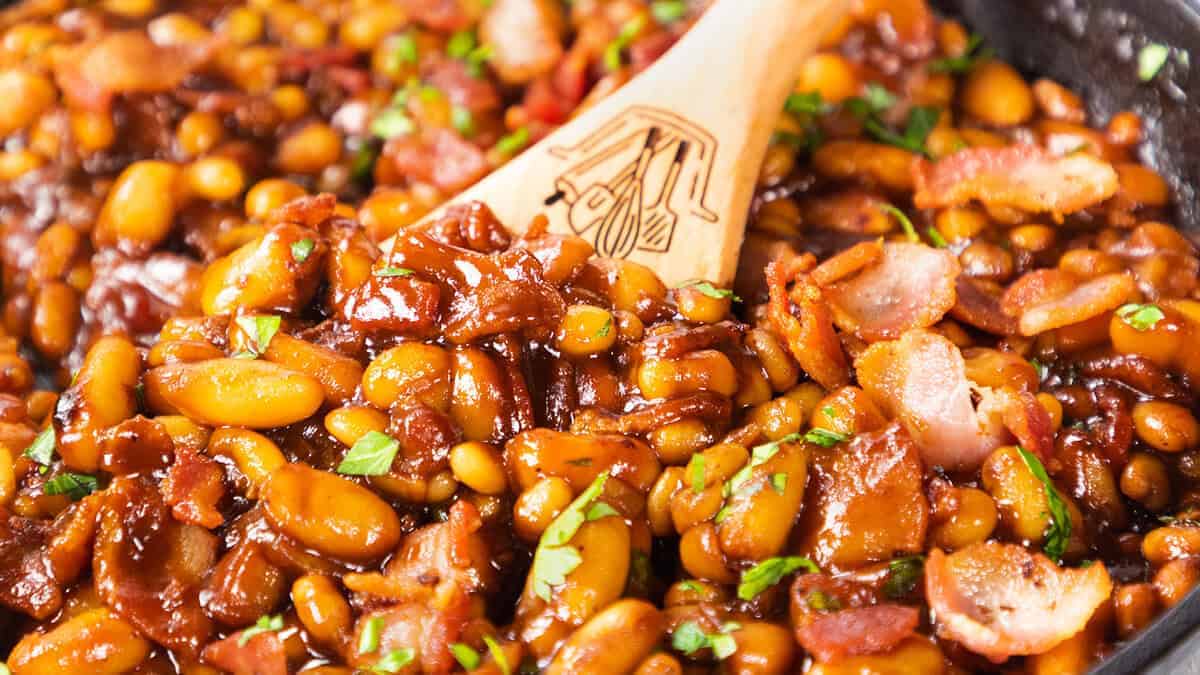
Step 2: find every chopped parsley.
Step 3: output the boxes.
[450,643,481,670]
[770,473,788,494]
[350,142,380,184]
[238,614,284,646]
[452,105,475,137]
[879,203,919,243]
[234,314,281,358]
[926,226,949,248]
[1030,357,1048,380]
[882,555,925,599]
[358,616,384,654]
[671,621,739,660]
[391,32,419,66]
[337,431,401,476]
[845,86,939,156]
[737,556,819,600]
[784,91,830,116]
[585,502,619,521]
[371,108,415,140]
[803,428,850,448]
[1139,43,1171,81]
[1017,446,1072,563]
[43,472,98,500]
[1117,303,1165,332]
[374,266,415,277]
[372,648,416,673]
[290,238,314,263]
[806,589,841,611]
[483,635,510,675]
[677,580,705,593]
[687,453,706,493]
[25,426,55,465]
[495,127,531,156]
[725,433,801,496]
[446,30,476,59]
[594,316,613,338]
[928,34,991,74]
[650,0,688,24]
[680,280,741,302]
[603,15,646,71]
[530,472,610,601]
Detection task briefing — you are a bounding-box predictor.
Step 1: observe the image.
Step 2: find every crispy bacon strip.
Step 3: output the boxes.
[913,145,1119,215]
[53,31,213,111]
[926,543,1112,663]
[857,330,1044,470]
[822,242,960,341]
[1018,273,1135,336]
[201,631,287,675]
[765,255,850,390]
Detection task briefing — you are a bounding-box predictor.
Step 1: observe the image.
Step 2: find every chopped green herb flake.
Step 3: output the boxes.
[806,589,841,611]
[358,616,384,655]
[677,580,704,593]
[450,643,481,671]
[879,204,919,243]
[446,30,476,59]
[804,428,850,448]
[670,620,738,660]
[372,648,416,673]
[785,91,829,116]
[926,226,948,248]
[371,108,415,140]
[928,34,991,74]
[1117,303,1165,332]
[650,0,687,24]
[713,504,732,524]
[337,431,401,476]
[708,633,737,660]
[238,614,284,647]
[681,280,741,302]
[495,127,531,156]
[393,33,418,65]
[863,83,897,112]
[850,96,939,156]
[882,555,925,599]
[43,472,98,501]
[483,635,510,675]
[290,238,314,263]
[351,142,380,183]
[531,472,609,600]
[585,501,619,521]
[603,15,646,71]
[770,473,788,494]
[234,314,281,357]
[452,105,476,137]
[375,266,415,277]
[1030,358,1047,380]
[687,453,706,493]
[738,556,819,600]
[595,316,613,338]
[1139,43,1171,81]
[25,426,55,465]
[1017,446,1072,562]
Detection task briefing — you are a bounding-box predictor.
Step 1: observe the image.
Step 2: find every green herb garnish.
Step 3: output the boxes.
[1139,43,1171,81]
[1117,303,1165,332]
[234,314,281,358]
[358,616,384,654]
[879,203,919,243]
[483,635,510,675]
[25,426,55,465]
[450,643,480,670]
[687,453,706,493]
[290,238,314,263]
[806,589,841,611]
[737,556,819,600]
[238,614,284,646]
[1017,446,1072,562]
[603,15,646,71]
[43,472,98,500]
[928,34,991,74]
[337,431,401,476]
[371,108,415,139]
[372,648,416,673]
[882,555,925,599]
[374,266,415,277]
[671,621,739,660]
[451,105,475,137]
[803,428,850,448]
[680,280,741,302]
[770,473,788,495]
[495,127,531,156]
[926,226,948,248]
[785,91,830,116]
[594,316,612,338]
[530,472,610,601]
[650,0,687,24]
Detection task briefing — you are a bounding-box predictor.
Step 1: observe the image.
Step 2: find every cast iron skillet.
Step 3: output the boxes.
[933,2,1200,672]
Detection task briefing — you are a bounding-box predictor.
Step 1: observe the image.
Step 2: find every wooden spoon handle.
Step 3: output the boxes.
[415,0,850,285]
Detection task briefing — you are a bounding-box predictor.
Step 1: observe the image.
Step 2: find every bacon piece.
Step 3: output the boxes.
[810,240,883,287]
[822,242,960,341]
[856,330,1009,471]
[161,450,226,529]
[387,127,490,194]
[1000,269,1080,318]
[951,277,1018,335]
[1017,273,1135,336]
[54,31,213,111]
[791,573,920,663]
[399,0,474,30]
[478,0,565,85]
[201,631,287,675]
[424,58,502,112]
[925,542,1112,662]
[913,145,1119,215]
[765,255,850,390]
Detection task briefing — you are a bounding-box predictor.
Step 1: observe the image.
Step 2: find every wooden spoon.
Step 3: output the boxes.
[405,0,849,285]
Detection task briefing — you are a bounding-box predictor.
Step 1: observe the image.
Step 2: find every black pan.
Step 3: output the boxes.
[932,2,1200,672]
